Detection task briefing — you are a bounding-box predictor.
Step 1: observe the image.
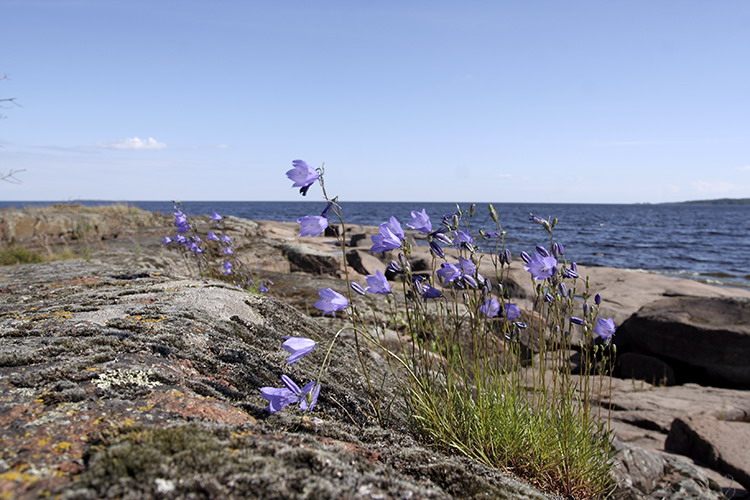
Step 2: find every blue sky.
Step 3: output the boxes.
[2,0,749,203]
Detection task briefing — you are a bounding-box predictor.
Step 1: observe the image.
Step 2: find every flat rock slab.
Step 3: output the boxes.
[666,415,750,491]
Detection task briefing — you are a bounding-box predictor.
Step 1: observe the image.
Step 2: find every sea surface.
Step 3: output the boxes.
[2,200,749,288]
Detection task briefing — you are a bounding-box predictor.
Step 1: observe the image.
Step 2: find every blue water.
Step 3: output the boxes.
[2,200,749,288]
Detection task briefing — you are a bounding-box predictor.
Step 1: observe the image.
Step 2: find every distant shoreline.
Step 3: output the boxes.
[662,197,750,206]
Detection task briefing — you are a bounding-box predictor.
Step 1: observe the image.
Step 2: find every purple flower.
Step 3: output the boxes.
[188,242,203,254]
[282,336,317,365]
[220,234,232,244]
[594,293,602,305]
[458,257,475,277]
[570,316,585,325]
[504,303,521,320]
[479,298,500,318]
[173,211,190,233]
[175,234,187,244]
[365,270,391,294]
[523,252,558,280]
[222,260,233,275]
[370,224,403,253]
[406,209,432,234]
[286,160,320,196]
[437,262,462,285]
[162,236,172,245]
[260,374,321,413]
[455,230,474,249]
[207,231,219,241]
[314,288,348,316]
[351,282,367,295]
[222,247,233,255]
[210,211,223,222]
[297,215,329,237]
[259,283,269,293]
[520,251,532,264]
[594,318,616,339]
[385,216,405,240]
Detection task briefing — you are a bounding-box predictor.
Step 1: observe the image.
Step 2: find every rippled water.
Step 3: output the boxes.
[3,200,748,288]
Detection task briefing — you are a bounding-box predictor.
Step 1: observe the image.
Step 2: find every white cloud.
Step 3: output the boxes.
[101,137,167,151]
[691,181,738,193]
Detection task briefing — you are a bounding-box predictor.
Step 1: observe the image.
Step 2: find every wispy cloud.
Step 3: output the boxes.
[691,181,738,193]
[99,137,167,151]
[736,165,750,172]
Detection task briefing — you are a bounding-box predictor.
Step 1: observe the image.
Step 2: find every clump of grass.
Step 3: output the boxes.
[0,245,44,265]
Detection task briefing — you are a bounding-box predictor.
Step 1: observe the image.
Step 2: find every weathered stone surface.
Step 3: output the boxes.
[281,243,340,276]
[610,439,726,500]
[665,415,750,491]
[346,249,386,277]
[617,296,750,387]
[0,259,549,499]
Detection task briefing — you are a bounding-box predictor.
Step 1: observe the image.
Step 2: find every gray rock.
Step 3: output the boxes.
[282,243,341,276]
[617,296,750,387]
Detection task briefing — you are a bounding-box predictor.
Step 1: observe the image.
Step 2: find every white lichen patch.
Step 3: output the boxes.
[94,369,160,390]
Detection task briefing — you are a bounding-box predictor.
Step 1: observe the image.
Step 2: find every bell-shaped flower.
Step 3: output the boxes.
[479,298,500,318]
[297,215,329,237]
[260,374,321,413]
[365,270,391,294]
[406,209,432,234]
[370,225,402,253]
[222,260,233,275]
[437,262,462,285]
[314,288,348,316]
[286,160,320,196]
[210,212,223,222]
[207,231,220,241]
[282,336,317,365]
[594,318,616,339]
[523,252,558,281]
[504,303,521,320]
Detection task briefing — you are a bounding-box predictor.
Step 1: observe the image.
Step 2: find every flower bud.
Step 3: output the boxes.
[595,293,602,305]
[501,249,512,265]
[583,303,591,316]
[535,245,550,257]
[520,251,532,264]
[570,316,585,325]
[429,240,445,258]
[488,204,499,224]
[351,282,367,296]
[558,283,568,297]
[544,292,554,304]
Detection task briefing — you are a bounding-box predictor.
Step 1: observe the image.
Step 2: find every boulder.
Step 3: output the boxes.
[666,415,750,491]
[616,296,750,387]
[282,243,340,276]
[345,249,386,277]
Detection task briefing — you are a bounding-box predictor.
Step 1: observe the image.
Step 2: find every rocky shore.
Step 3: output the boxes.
[1,205,749,499]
